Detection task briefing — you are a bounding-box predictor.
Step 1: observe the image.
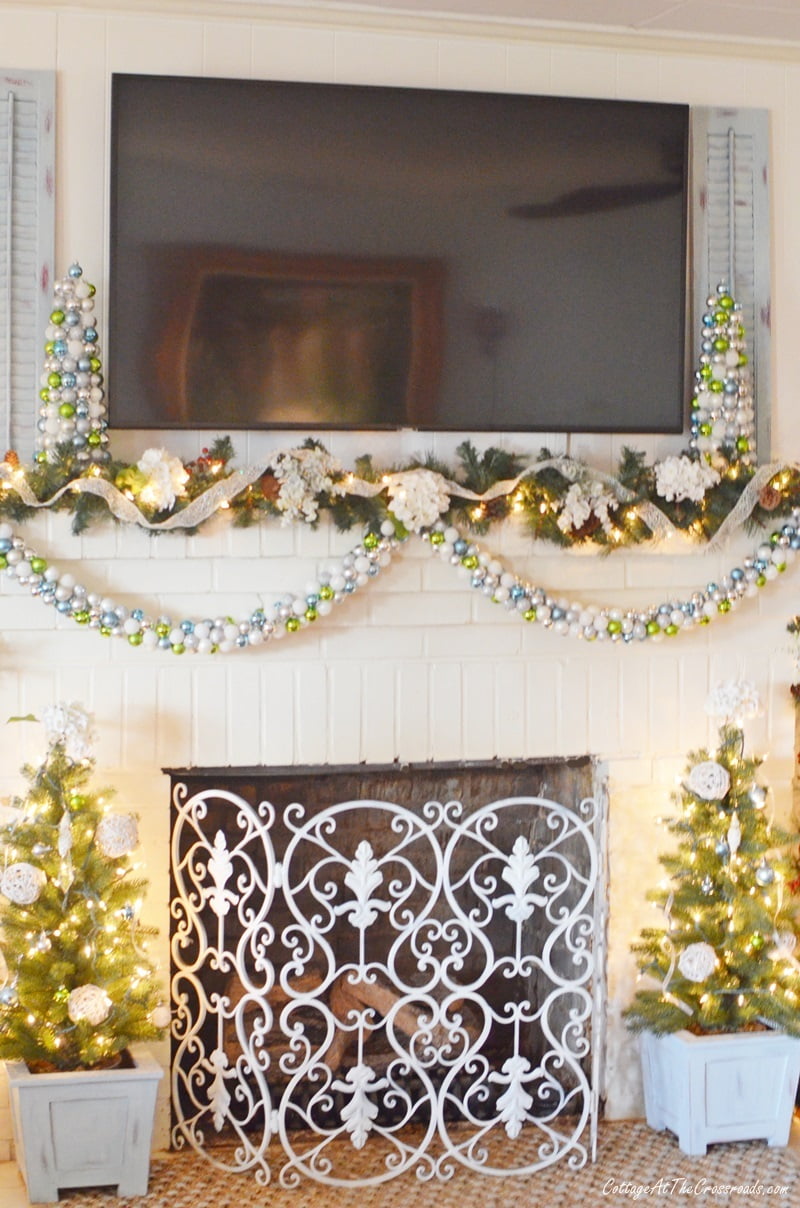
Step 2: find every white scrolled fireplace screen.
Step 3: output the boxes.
[168,760,607,1186]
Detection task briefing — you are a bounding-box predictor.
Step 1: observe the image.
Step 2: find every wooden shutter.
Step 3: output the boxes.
[0,70,55,459]
[691,107,771,458]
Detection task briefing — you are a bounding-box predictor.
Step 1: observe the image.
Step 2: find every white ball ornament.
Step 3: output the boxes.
[95,813,139,859]
[67,984,112,1026]
[678,942,718,983]
[687,760,731,801]
[1,862,46,905]
[150,1003,171,1030]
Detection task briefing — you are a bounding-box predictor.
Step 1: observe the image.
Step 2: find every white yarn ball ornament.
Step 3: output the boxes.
[95,813,139,859]
[67,983,112,1026]
[687,760,731,801]
[678,942,718,983]
[1,862,46,905]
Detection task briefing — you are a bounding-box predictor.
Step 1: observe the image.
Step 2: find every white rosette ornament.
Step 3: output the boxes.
[42,701,94,761]
[35,263,108,466]
[67,983,112,1026]
[677,941,718,983]
[95,813,139,860]
[1,862,46,905]
[687,760,731,802]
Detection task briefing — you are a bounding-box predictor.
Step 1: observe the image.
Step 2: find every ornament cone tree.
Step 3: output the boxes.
[0,702,166,1067]
[626,680,800,1154]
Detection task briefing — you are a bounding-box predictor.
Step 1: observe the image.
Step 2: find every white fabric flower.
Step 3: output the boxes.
[42,702,94,760]
[555,480,616,536]
[137,447,189,512]
[386,469,450,532]
[654,455,720,504]
[704,679,762,723]
[271,446,344,525]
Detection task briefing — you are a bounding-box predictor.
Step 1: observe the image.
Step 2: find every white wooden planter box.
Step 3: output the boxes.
[640,1029,800,1156]
[5,1049,163,1203]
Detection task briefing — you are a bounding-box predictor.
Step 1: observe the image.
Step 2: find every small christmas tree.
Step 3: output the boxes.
[626,680,800,1037]
[0,704,166,1070]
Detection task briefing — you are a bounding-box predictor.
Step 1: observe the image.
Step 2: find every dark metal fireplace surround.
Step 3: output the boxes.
[167,758,606,1185]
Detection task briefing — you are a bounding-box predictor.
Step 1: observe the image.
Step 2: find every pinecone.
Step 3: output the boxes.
[758,483,782,511]
[3,449,19,467]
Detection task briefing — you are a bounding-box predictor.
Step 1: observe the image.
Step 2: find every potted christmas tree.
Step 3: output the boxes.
[626,680,800,1156]
[0,704,168,1202]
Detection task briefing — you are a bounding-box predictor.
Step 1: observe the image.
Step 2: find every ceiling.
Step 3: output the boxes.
[256,0,800,44]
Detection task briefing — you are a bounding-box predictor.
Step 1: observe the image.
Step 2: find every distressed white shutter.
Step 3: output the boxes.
[0,70,55,459]
[691,107,771,458]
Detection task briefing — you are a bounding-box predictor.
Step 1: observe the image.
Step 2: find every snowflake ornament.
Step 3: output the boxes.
[41,702,94,761]
[704,679,762,724]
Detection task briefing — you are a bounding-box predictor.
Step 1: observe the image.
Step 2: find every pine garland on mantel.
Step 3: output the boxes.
[5,268,800,551]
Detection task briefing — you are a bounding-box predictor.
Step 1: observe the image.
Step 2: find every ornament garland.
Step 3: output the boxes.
[1,508,798,655]
[5,270,800,551]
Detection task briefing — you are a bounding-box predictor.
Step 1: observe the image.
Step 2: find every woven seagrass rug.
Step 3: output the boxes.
[50,1120,800,1208]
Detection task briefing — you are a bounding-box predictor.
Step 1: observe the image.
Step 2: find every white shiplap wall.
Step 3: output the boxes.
[1,0,800,1158]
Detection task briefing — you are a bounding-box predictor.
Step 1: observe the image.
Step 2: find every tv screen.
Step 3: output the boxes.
[109,74,689,434]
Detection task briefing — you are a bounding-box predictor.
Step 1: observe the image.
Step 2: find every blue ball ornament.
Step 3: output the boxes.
[56,600,73,614]
[181,619,194,634]
[453,539,468,555]
[730,567,744,581]
[132,608,144,621]
[83,326,98,343]
[0,538,12,554]
[68,263,83,278]
[236,634,249,647]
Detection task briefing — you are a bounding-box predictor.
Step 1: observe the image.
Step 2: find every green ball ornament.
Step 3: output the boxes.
[50,309,65,325]
[713,337,729,352]
[363,532,379,550]
[665,624,679,636]
[461,554,479,570]
[87,431,102,447]
[0,555,7,570]
[128,632,143,647]
[717,599,731,613]
[87,283,96,297]
[523,608,537,622]
[155,622,170,638]
[709,380,724,393]
[285,617,300,633]
[750,932,765,951]
[58,402,75,418]
[718,294,734,309]
[171,643,185,655]
[319,585,334,601]
[714,309,728,324]
[29,557,46,574]
[69,793,85,808]
[45,341,55,355]
[305,607,318,622]
[47,372,62,388]
[756,574,766,588]
[73,609,90,624]
[738,353,748,365]
[699,423,712,437]
[39,387,50,401]
[736,437,750,453]
[430,531,445,546]
[34,450,47,463]
[646,620,660,635]
[100,625,112,637]
[607,620,621,635]
[89,357,102,373]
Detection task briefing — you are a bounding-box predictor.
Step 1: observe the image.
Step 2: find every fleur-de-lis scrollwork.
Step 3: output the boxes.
[496,835,547,923]
[342,839,385,928]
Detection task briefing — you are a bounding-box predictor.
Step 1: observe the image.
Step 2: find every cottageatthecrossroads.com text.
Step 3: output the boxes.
[602,1177,791,1200]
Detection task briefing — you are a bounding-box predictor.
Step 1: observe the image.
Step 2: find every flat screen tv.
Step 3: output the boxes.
[109,74,689,434]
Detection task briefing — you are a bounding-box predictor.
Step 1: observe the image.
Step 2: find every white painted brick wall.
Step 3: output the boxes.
[1,0,800,1160]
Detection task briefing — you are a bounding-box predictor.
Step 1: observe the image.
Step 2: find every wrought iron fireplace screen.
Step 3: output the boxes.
[168,760,606,1186]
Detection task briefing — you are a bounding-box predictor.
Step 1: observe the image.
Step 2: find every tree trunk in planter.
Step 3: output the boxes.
[640,1030,800,1157]
[4,1049,163,1203]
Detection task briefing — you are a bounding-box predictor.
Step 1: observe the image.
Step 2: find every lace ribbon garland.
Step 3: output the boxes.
[2,456,791,544]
